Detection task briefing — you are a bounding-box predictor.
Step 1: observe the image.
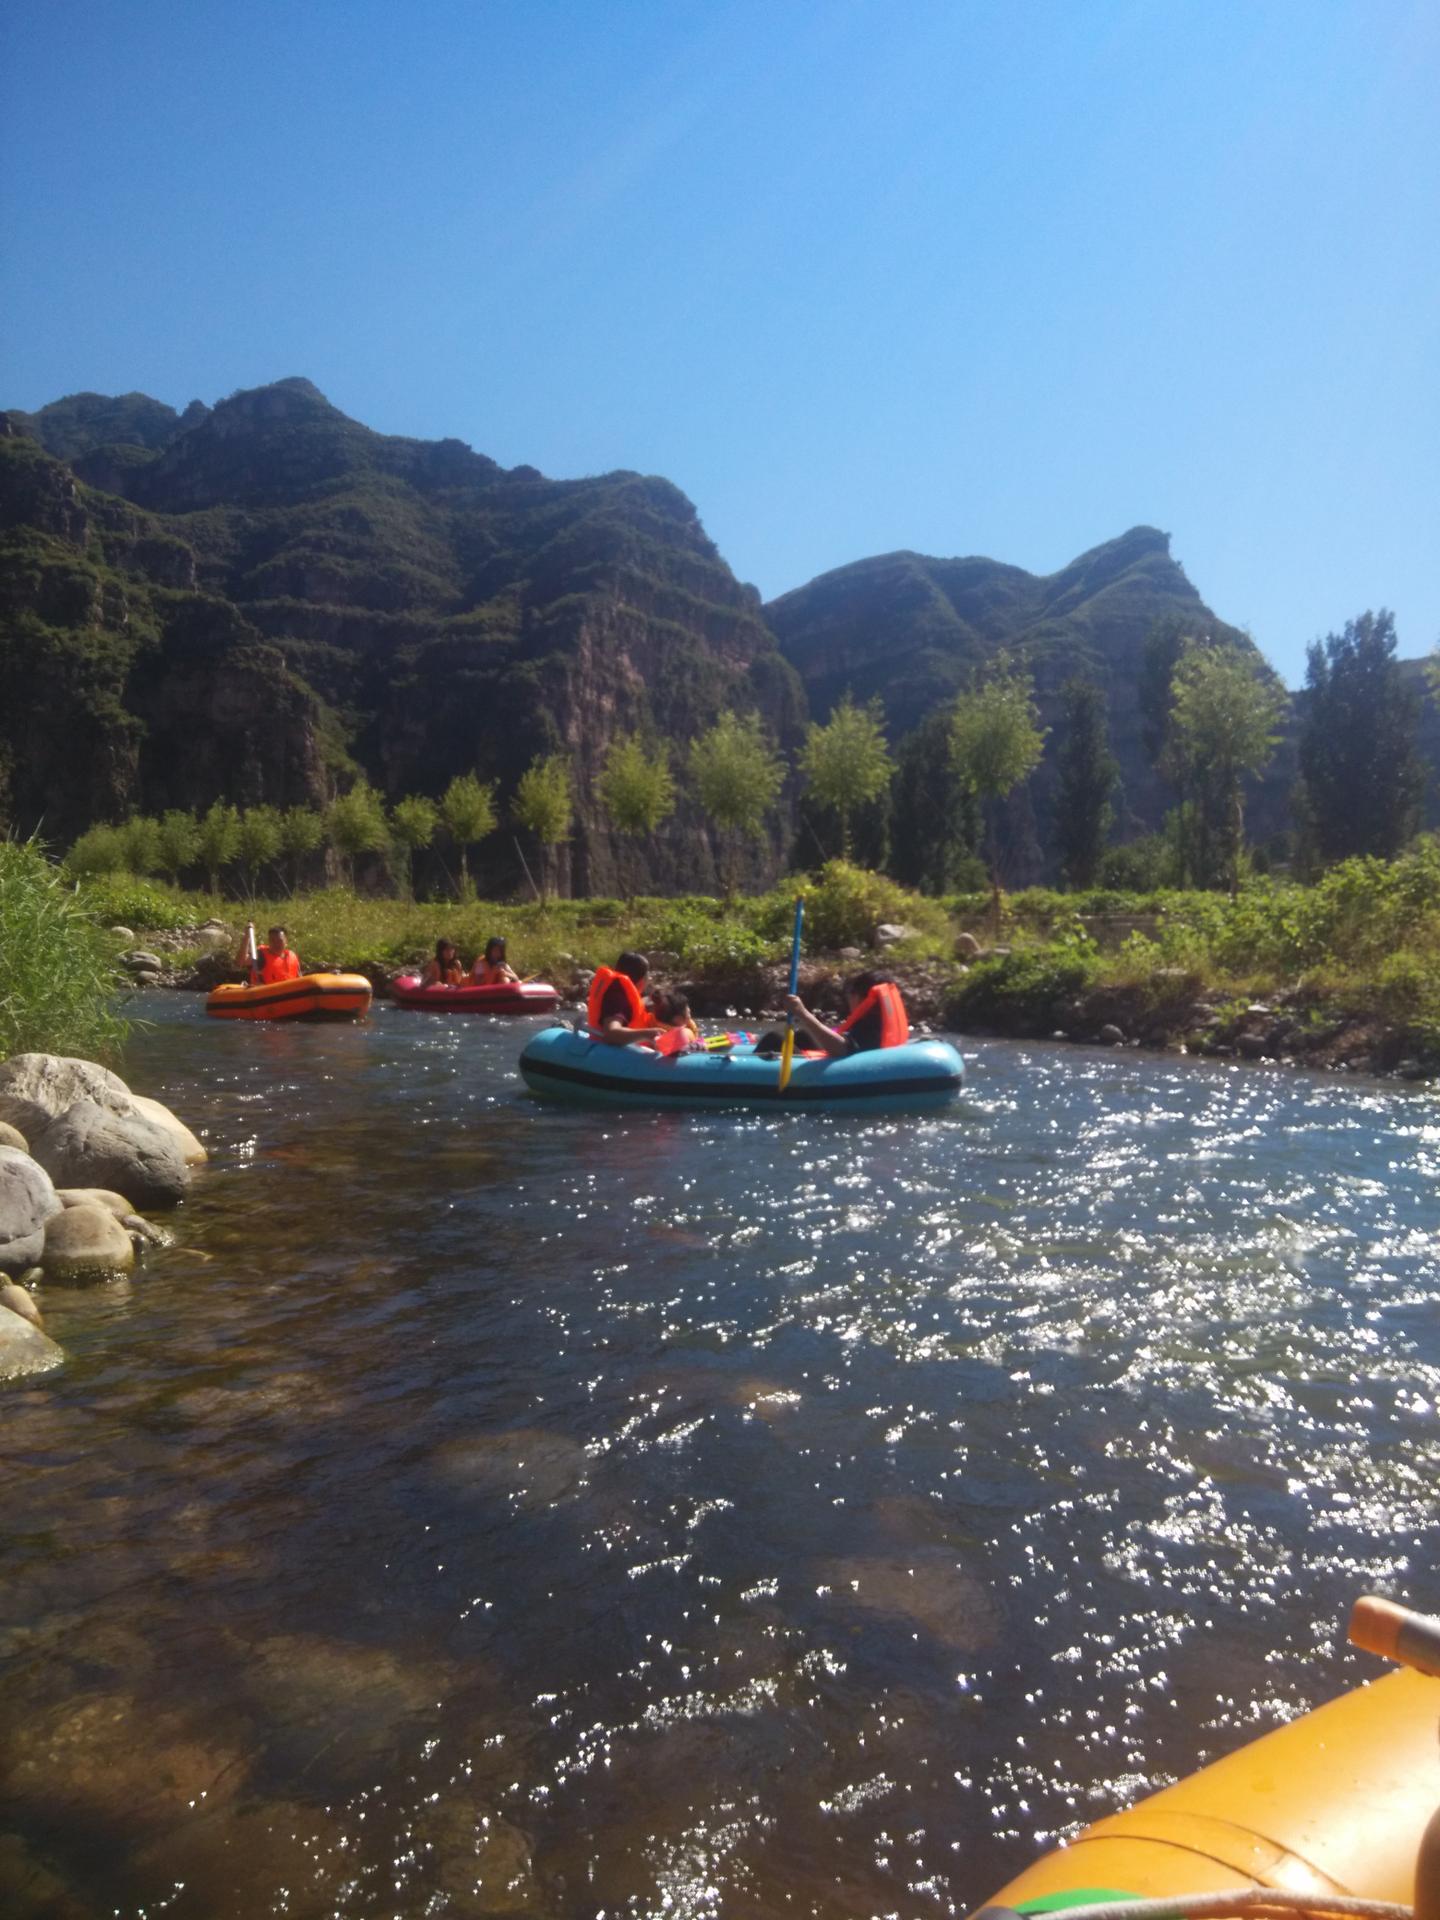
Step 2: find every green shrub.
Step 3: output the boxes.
[758,862,947,952]
[0,841,130,1061]
[76,874,200,932]
[950,947,1098,1032]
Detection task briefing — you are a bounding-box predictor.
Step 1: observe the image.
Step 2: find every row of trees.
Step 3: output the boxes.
[65,609,1431,903]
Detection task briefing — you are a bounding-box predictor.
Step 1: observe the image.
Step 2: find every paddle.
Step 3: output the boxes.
[778,895,805,1093]
[244,919,259,987]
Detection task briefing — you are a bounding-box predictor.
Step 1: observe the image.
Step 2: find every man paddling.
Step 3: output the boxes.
[236,923,302,985]
[587,950,659,1045]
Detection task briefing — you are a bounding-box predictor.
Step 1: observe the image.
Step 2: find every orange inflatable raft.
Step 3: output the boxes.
[205,973,373,1021]
[974,1597,1440,1912]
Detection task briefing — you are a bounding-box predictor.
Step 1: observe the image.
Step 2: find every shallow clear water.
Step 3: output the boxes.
[3,994,1438,1917]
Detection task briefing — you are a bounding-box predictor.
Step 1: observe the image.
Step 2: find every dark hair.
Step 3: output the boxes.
[268,926,286,944]
[845,969,894,998]
[652,987,690,1025]
[435,937,457,961]
[484,937,507,963]
[616,950,649,982]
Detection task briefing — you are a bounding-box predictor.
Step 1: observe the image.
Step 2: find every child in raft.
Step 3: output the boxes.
[472,936,520,986]
[420,938,465,986]
[649,989,704,1057]
[759,969,911,1057]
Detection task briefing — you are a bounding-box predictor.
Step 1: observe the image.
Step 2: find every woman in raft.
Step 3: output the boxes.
[760,969,910,1057]
[236,922,301,984]
[420,938,465,987]
[587,951,657,1044]
[472,936,521,986]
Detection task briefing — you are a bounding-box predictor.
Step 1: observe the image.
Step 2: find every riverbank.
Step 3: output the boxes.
[81,851,1440,1082]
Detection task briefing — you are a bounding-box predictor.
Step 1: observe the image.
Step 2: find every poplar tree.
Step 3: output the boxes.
[1298,610,1423,863]
[390,795,439,900]
[950,658,1047,919]
[1053,678,1118,889]
[155,809,199,885]
[439,773,497,899]
[195,803,241,895]
[1168,645,1283,895]
[513,754,572,903]
[278,805,324,894]
[689,711,785,899]
[326,781,389,888]
[235,806,283,897]
[598,733,675,900]
[798,694,894,860]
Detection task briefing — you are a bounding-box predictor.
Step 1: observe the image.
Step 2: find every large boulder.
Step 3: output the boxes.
[0,1054,132,1139]
[0,1054,205,1179]
[29,1101,191,1209]
[0,1303,63,1379]
[130,1094,206,1165]
[58,1187,135,1217]
[42,1203,136,1282]
[0,1145,62,1274]
[0,1276,43,1328]
[0,1120,29,1153]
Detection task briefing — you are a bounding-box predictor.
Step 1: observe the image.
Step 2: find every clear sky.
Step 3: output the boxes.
[3,0,1436,682]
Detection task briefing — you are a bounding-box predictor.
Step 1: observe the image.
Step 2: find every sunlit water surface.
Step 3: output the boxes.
[3,995,1438,1917]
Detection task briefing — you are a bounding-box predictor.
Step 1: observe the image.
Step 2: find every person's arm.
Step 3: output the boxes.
[782,993,849,1057]
[595,1020,659,1047]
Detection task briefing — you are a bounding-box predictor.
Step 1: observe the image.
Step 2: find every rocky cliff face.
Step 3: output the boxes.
[1,382,802,890]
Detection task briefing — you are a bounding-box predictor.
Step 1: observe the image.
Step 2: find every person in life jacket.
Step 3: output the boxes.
[779,969,910,1056]
[421,938,464,986]
[237,923,302,985]
[472,936,520,986]
[649,989,703,1058]
[587,950,659,1045]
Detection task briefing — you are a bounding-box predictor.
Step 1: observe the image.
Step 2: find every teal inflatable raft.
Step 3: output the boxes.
[518,1027,965,1113]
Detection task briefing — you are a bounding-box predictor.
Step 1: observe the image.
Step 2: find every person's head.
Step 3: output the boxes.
[615,950,649,985]
[484,937,507,965]
[844,968,893,1010]
[435,938,457,965]
[268,926,288,951]
[651,988,691,1029]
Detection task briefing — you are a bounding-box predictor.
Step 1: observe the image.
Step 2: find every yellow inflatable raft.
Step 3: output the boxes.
[976,1598,1440,1911]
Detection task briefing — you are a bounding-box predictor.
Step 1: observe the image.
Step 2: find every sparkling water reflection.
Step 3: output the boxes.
[2,995,1438,1916]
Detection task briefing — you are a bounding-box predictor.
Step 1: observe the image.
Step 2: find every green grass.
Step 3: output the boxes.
[0,840,130,1062]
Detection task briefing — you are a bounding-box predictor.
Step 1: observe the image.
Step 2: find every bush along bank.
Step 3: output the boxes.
[0,1054,206,1383]
[78,850,1440,1083]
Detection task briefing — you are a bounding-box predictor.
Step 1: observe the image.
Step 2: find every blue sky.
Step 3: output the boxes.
[4,0,1437,682]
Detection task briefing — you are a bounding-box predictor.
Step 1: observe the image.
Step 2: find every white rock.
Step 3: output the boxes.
[0,1307,63,1380]
[30,1101,191,1209]
[0,1145,62,1275]
[42,1203,136,1282]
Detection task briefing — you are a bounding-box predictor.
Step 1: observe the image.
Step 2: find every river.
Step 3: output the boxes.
[3,994,1438,1917]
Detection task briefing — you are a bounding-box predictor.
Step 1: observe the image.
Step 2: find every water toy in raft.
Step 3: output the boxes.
[389,974,561,1015]
[518,1025,964,1112]
[205,973,373,1021]
[971,1593,1440,1914]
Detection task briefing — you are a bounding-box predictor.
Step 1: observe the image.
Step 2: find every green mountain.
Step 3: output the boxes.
[765,526,1259,860]
[0,381,803,890]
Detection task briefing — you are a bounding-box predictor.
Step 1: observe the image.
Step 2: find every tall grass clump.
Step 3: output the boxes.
[0,840,130,1062]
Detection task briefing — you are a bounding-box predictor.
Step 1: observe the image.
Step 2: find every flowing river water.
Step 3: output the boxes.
[3,994,1439,1918]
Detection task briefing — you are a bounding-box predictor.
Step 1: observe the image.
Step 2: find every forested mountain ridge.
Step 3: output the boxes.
[765,526,1264,851]
[1,380,802,890]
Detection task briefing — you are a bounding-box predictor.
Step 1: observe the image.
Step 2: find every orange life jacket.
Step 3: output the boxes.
[836,981,909,1049]
[259,947,301,985]
[588,967,654,1030]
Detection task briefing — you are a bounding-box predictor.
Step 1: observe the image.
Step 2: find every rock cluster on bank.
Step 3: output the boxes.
[0,1053,203,1382]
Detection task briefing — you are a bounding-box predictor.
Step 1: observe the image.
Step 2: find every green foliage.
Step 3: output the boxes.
[155,808,199,882]
[0,840,129,1061]
[758,860,949,953]
[65,822,127,879]
[390,794,439,899]
[76,872,199,931]
[277,804,325,892]
[513,754,573,901]
[890,709,985,895]
[1097,835,1177,891]
[1053,678,1118,889]
[798,695,894,859]
[1168,643,1284,893]
[690,711,785,896]
[235,805,284,894]
[117,815,161,876]
[438,773,497,896]
[195,801,241,892]
[950,658,1047,802]
[1299,610,1423,865]
[950,947,1099,1033]
[326,780,390,885]
[599,734,676,838]
[648,899,774,972]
